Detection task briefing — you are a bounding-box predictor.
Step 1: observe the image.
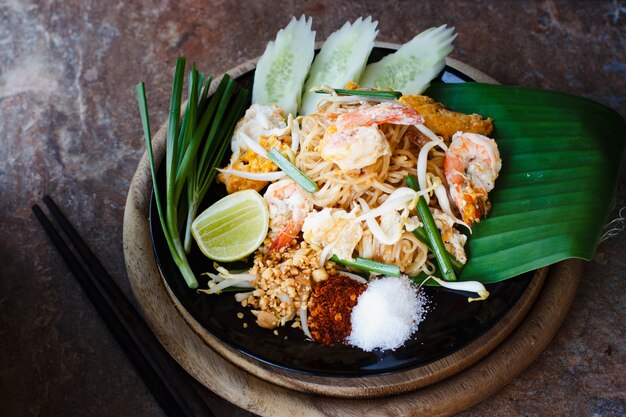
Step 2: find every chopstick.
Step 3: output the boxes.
[32,196,215,417]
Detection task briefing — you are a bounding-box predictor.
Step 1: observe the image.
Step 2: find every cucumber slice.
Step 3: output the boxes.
[359,25,456,94]
[300,16,379,115]
[252,15,315,116]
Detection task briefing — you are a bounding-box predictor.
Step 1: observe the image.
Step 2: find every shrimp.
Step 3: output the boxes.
[263,179,313,250]
[444,132,502,226]
[320,102,423,171]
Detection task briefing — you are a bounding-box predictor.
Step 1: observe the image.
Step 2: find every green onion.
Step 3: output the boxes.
[405,176,463,272]
[411,226,464,273]
[314,88,402,100]
[411,226,429,247]
[330,255,400,277]
[416,197,457,282]
[181,75,237,253]
[136,57,249,289]
[405,175,457,282]
[266,147,318,193]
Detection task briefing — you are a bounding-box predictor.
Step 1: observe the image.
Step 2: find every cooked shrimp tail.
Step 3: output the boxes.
[319,102,423,171]
[269,220,301,251]
[444,132,502,225]
[263,179,313,250]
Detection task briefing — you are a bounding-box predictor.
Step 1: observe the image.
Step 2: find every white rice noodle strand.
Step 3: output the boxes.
[290,114,300,153]
[239,131,269,158]
[357,198,398,245]
[217,168,286,181]
[202,264,258,294]
[299,303,313,340]
[336,270,367,284]
[415,124,448,151]
[433,184,471,231]
[426,276,490,302]
[214,264,251,276]
[356,188,417,221]
[417,140,445,203]
[206,278,254,294]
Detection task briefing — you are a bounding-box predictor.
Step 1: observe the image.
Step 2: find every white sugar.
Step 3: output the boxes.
[347,276,427,351]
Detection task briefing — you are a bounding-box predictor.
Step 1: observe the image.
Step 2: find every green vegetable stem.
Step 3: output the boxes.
[330,255,401,277]
[405,175,457,282]
[314,88,402,100]
[267,147,318,193]
[136,57,249,288]
[411,224,464,273]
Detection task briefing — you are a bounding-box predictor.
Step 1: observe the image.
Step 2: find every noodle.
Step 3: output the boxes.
[295,102,438,273]
[297,119,418,209]
[356,230,428,275]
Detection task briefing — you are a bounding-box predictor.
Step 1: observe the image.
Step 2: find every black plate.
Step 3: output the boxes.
[150,47,533,377]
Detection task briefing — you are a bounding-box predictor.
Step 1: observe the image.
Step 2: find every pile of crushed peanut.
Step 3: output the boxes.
[240,241,336,330]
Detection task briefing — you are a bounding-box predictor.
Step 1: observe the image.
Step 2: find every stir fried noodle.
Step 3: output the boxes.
[295,99,453,275]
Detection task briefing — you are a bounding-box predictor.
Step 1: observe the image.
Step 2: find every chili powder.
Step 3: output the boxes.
[307,275,366,347]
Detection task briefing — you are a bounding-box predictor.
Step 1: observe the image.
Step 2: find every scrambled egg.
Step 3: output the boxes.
[218,103,292,193]
[398,95,493,141]
[302,208,363,261]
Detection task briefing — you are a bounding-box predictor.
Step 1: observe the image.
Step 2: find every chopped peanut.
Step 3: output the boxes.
[256,311,279,329]
[244,243,336,330]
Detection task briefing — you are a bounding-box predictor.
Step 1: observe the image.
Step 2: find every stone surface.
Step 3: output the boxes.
[1,1,624,416]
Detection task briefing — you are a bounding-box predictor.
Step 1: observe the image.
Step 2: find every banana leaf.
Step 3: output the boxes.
[424,83,625,283]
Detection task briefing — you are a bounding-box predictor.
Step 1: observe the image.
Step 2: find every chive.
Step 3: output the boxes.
[184,87,250,253]
[266,147,318,193]
[137,58,248,289]
[177,75,232,198]
[330,255,401,277]
[405,177,464,272]
[197,75,213,114]
[411,226,428,245]
[416,197,457,282]
[206,88,251,186]
[164,58,186,255]
[314,88,402,100]
[181,76,237,252]
[405,175,457,282]
[411,227,464,273]
[137,76,198,289]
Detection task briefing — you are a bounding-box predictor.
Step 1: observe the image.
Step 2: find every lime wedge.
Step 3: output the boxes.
[191,189,269,262]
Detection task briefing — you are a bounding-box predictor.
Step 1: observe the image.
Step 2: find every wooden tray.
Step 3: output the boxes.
[123,53,582,415]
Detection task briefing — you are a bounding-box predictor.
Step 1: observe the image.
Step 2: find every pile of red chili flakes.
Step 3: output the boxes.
[307,275,366,347]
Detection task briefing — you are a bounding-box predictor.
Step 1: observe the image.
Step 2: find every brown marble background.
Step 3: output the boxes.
[1,1,625,416]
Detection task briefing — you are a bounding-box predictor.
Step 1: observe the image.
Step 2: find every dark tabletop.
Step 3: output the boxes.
[1,1,625,416]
